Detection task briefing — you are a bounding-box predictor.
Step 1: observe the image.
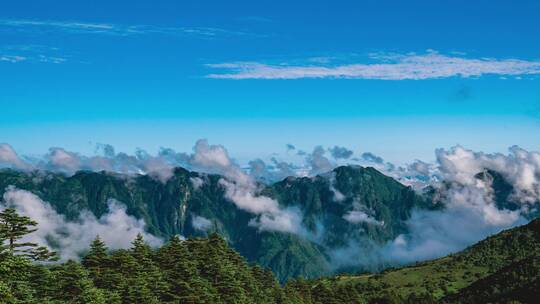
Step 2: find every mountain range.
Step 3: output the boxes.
[0,165,532,283]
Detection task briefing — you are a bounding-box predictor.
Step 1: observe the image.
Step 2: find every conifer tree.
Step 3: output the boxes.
[131,233,152,262]
[0,255,35,303]
[129,233,169,301]
[53,260,106,304]
[158,235,217,303]
[191,233,249,304]
[83,236,108,266]
[27,264,55,301]
[82,235,109,288]
[0,208,57,261]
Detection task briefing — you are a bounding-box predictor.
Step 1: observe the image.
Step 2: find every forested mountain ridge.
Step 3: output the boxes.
[266,166,431,247]
[0,165,430,282]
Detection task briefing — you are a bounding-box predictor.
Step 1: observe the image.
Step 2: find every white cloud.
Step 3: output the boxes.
[36,55,66,64]
[0,19,250,38]
[191,215,212,231]
[248,158,297,183]
[248,207,304,234]
[181,139,305,234]
[190,139,232,171]
[436,145,540,204]
[333,168,526,267]
[46,147,82,173]
[382,200,524,263]
[206,51,540,80]
[190,177,205,190]
[343,210,383,226]
[326,144,540,268]
[0,55,26,63]
[219,179,279,214]
[144,158,175,182]
[331,185,345,202]
[307,146,333,175]
[218,174,304,234]
[371,146,539,264]
[361,152,384,164]
[326,172,346,202]
[0,143,30,169]
[0,45,67,64]
[329,146,353,160]
[1,186,162,261]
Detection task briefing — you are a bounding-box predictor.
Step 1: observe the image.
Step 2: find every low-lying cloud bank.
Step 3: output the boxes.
[1,186,162,261]
[0,141,360,185]
[1,140,539,270]
[378,181,526,264]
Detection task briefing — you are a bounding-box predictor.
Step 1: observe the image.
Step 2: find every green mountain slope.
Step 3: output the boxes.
[0,165,428,282]
[443,255,540,304]
[294,219,540,303]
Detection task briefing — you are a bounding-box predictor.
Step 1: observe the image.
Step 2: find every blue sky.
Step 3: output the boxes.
[1,0,540,164]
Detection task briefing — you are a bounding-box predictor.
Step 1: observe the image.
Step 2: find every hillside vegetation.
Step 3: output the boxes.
[293,219,540,303]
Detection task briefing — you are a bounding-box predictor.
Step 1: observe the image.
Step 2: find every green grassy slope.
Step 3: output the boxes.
[443,255,540,303]
[297,219,540,303]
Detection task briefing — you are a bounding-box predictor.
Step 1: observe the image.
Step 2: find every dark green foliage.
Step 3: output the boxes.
[0,255,35,303]
[82,235,109,289]
[443,256,540,303]
[51,260,106,303]
[157,235,216,303]
[0,208,57,261]
[0,207,287,303]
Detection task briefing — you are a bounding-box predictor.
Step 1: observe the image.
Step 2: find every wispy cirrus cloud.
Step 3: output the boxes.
[0,45,67,64]
[0,55,26,63]
[205,50,540,80]
[0,19,253,38]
